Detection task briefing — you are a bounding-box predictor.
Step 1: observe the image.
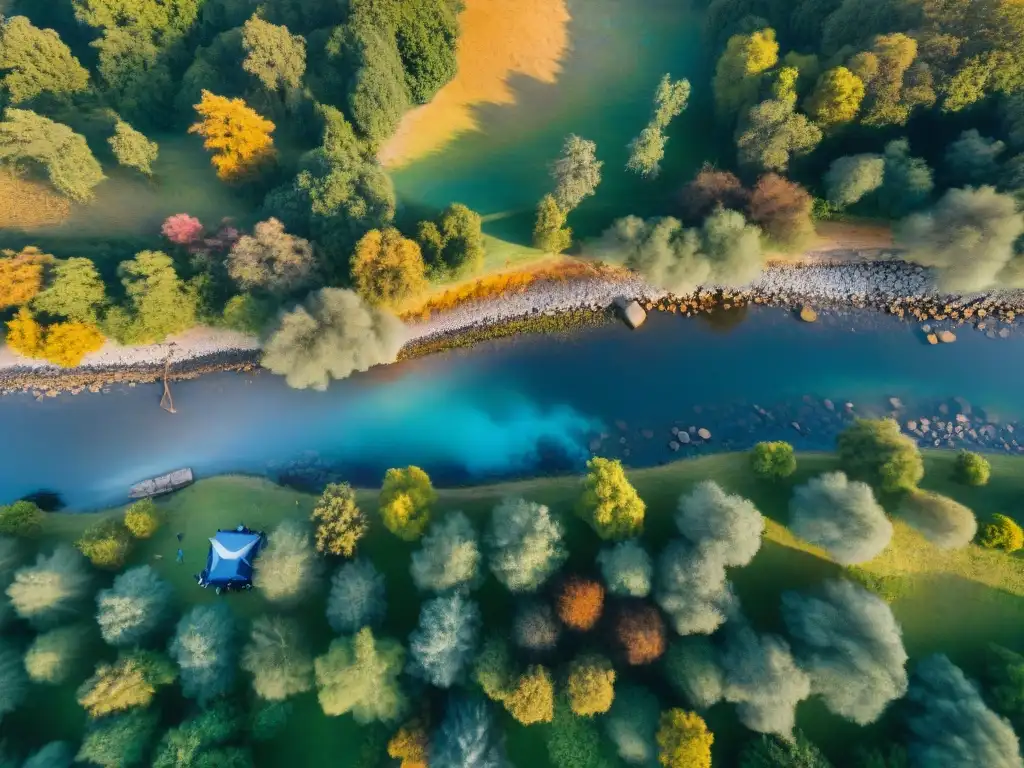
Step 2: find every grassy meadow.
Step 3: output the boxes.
[13,450,1024,767]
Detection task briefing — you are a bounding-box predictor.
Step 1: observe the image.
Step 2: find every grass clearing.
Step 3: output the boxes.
[0,170,72,231]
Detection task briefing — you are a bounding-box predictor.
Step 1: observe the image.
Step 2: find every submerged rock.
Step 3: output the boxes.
[616,297,647,329]
[938,330,956,343]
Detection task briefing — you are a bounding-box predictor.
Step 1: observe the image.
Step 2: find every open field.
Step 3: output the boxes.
[17,450,1024,766]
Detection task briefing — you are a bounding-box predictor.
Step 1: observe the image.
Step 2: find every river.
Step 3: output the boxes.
[2,307,1022,510]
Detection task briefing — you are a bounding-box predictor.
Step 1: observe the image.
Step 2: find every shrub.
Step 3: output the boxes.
[169,604,237,705]
[487,497,567,593]
[76,519,132,570]
[77,651,177,716]
[750,441,796,480]
[980,514,1024,553]
[240,615,314,701]
[955,450,991,487]
[311,483,367,557]
[0,499,43,537]
[513,600,561,652]
[577,457,646,539]
[410,511,481,593]
[314,627,407,724]
[96,565,174,646]
[7,545,91,628]
[407,593,481,689]
[837,419,923,493]
[254,520,323,606]
[76,709,158,768]
[567,654,616,716]
[503,665,555,725]
[25,625,85,684]
[616,603,666,665]
[326,558,386,634]
[899,490,978,549]
[598,539,653,597]
[387,720,429,768]
[557,576,604,631]
[379,466,436,541]
[604,684,660,765]
[0,639,29,723]
[657,709,713,768]
[123,500,160,539]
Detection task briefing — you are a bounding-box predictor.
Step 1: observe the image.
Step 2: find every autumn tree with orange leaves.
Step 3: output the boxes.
[615,603,666,665]
[387,720,429,768]
[190,90,275,181]
[556,576,604,631]
[0,247,50,308]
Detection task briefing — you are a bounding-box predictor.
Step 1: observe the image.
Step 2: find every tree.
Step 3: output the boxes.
[31,257,106,323]
[0,247,49,309]
[408,593,481,688]
[616,603,666,665]
[150,702,243,768]
[473,634,514,702]
[955,450,991,486]
[77,651,177,717]
[0,639,27,724]
[7,545,90,628]
[311,483,366,557]
[805,67,865,127]
[0,499,43,536]
[430,696,509,768]
[878,139,933,217]
[314,626,407,723]
[411,511,481,593]
[487,497,567,593]
[605,684,660,765]
[945,130,1006,186]
[556,576,605,631]
[750,441,797,479]
[789,472,892,565]
[77,709,158,768]
[547,695,611,768]
[169,603,237,705]
[228,217,314,295]
[262,287,406,390]
[899,490,978,549]
[379,466,435,541]
[106,250,197,344]
[40,320,105,367]
[578,457,646,539]
[162,214,204,245]
[837,418,923,493]
[824,154,884,207]
[533,194,573,254]
[657,709,713,768]
[189,90,275,180]
[240,615,314,701]
[108,120,158,177]
[395,0,459,103]
[123,499,160,539]
[416,203,486,281]
[627,75,692,177]
[76,519,132,570]
[983,644,1024,730]
[241,14,306,93]
[0,16,89,104]
[748,174,814,248]
[598,539,653,597]
[713,29,780,121]
[0,109,104,201]
[351,227,428,308]
[513,600,561,652]
[551,135,603,212]
[388,720,430,768]
[25,625,85,683]
[327,558,386,633]
[6,309,43,358]
[679,166,750,220]
[254,520,322,606]
[345,24,411,146]
[851,34,935,128]
[980,514,1023,552]
[96,565,173,646]
[499,665,554,725]
[736,99,822,172]
[740,733,833,767]
[665,637,725,710]
[23,742,75,768]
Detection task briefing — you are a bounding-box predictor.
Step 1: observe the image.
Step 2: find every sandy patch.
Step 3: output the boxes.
[0,170,71,231]
[378,0,571,168]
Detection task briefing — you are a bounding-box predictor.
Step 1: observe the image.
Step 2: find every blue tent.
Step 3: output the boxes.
[197,528,263,591]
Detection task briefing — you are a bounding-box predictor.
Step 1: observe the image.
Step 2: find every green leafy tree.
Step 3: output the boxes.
[411,511,482,594]
[487,497,567,593]
[105,251,197,344]
[7,545,91,628]
[983,643,1024,730]
[311,482,367,557]
[713,28,780,121]
[76,709,158,768]
[955,450,991,486]
[253,520,323,606]
[77,651,177,717]
[76,519,132,570]
[533,194,572,254]
[0,16,89,104]
[750,441,797,479]
[551,134,603,212]
[241,14,306,93]
[805,67,865,127]
[395,0,459,103]
[228,218,315,295]
[945,129,1006,186]
[878,139,933,217]
[578,457,646,539]
[0,499,43,537]
[350,227,428,308]
[546,695,613,768]
[824,154,884,207]
[379,466,436,541]
[472,635,514,702]
[33,258,108,323]
[980,514,1024,553]
[96,564,173,646]
[240,615,314,701]
[170,603,237,705]
[626,75,691,177]
[108,120,158,177]
[736,99,822,172]
[416,203,486,281]
[345,23,410,146]
[836,418,923,493]
[849,34,936,128]
[314,626,408,723]
[25,625,86,684]
[740,732,833,767]
[0,109,105,201]
[150,702,242,768]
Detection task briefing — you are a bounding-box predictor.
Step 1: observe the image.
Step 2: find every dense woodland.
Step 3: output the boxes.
[1,421,1023,767]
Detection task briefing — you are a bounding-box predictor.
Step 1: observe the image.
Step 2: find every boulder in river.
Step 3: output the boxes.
[616,297,647,329]
[678,432,691,444]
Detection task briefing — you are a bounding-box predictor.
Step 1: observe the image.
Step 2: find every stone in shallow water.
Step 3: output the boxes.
[669,441,680,451]
[678,432,691,444]
[938,330,956,343]
[697,428,711,440]
[618,299,647,329]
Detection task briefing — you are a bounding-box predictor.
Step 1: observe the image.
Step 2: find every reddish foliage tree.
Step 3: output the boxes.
[556,576,604,631]
[161,214,204,245]
[747,174,814,249]
[615,603,666,665]
[678,166,750,221]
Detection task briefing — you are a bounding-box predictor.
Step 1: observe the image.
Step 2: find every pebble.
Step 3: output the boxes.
[697,428,711,440]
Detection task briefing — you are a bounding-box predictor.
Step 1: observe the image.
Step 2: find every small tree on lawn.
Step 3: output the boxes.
[311,483,367,557]
[578,457,645,539]
[7,545,91,628]
[0,499,43,537]
[254,520,323,606]
[314,626,407,724]
[169,603,236,705]
[240,615,314,701]
[96,565,174,646]
[123,499,160,539]
[955,450,991,486]
[750,441,797,480]
[76,519,132,570]
[380,466,436,541]
[980,514,1024,553]
[326,558,386,633]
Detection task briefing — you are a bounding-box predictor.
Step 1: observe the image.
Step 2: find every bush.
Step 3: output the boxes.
[598,539,652,597]
[899,490,978,550]
[657,709,713,768]
[577,457,646,539]
[513,600,561,652]
[837,418,924,493]
[96,565,174,646]
[750,441,796,480]
[25,625,85,684]
[567,654,616,716]
[487,497,566,593]
[254,520,323,606]
[503,665,555,725]
[407,593,481,689]
[240,615,314,702]
[616,603,666,665]
[326,558,386,634]
[311,483,367,557]
[7,545,91,628]
[380,466,436,541]
[556,576,604,631]
[980,514,1024,553]
[76,519,132,570]
[76,709,158,768]
[77,651,177,717]
[955,450,991,487]
[0,499,43,537]
[314,627,407,724]
[123,499,160,539]
[169,604,237,705]
[410,511,481,593]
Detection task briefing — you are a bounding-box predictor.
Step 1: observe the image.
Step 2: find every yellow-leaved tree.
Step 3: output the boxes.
[5,307,43,356]
[190,90,275,180]
[5,308,104,367]
[657,709,713,768]
[577,457,646,539]
[379,466,436,541]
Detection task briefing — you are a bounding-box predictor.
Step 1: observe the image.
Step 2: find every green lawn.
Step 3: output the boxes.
[20,451,1024,766]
